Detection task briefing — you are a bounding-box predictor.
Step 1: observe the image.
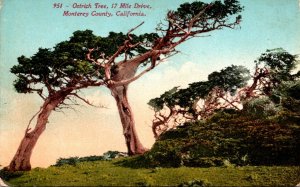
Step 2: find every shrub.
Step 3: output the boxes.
[55,156,80,166]
[179,179,211,187]
[0,168,24,180]
[242,97,280,118]
[122,107,299,168]
[54,151,128,166]
[54,155,105,166]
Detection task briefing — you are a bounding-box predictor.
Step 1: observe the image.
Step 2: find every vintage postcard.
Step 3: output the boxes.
[0,0,299,186]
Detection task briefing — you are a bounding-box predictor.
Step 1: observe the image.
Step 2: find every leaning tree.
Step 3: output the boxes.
[85,0,244,154]
[148,65,250,138]
[149,49,299,138]
[8,30,104,171]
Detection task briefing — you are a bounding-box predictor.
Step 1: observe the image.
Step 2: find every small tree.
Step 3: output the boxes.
[8,30,104,171]
[85,0,243,153]
[244,48,299,98]
[149,49,299,138]
[148,65,250,138]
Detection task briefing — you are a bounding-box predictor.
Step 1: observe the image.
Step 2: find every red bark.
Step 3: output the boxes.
[8,91,70,171]
[111,86,147,155]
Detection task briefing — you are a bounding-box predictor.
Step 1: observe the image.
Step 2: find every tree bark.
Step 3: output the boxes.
[111,85,147,155]
[8,92,69,171]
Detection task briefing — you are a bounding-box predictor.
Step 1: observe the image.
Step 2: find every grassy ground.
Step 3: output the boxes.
[5,159,300,186]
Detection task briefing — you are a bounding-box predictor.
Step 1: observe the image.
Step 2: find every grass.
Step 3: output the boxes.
[4,158,300,186]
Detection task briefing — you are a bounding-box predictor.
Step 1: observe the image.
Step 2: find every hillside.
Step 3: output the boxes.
[2,159,300,186]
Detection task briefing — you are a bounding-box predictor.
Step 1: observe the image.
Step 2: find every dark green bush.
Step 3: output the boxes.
[54,151,128,166]
[54,155,105,166]
[242,97,280,118]
[0,168,24,180]
[55,156,81,166]
[122,107,299,168]
[179,179,211,187]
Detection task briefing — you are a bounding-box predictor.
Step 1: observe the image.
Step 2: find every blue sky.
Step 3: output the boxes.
[1,0,299,88]
[0,0,299,167]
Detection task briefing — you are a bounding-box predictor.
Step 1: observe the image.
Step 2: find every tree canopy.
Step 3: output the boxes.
[148,65,250,137]
[10,30,160,95]
[253,48,299,95]
[149,65,249,111]
[149,49,299,138]
[11,30,102,98]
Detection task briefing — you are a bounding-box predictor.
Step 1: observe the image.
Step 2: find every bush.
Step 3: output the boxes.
[102,151,127,160]
[122,107,299,168]
[54,156,81,166]
[242,97,280,118]
[179,179,211,187]
[0,168,24,180]
[54,155,106,166]
[54,151,128,166]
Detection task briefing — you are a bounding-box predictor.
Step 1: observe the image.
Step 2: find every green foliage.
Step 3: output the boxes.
[242,80,300,119]
[179,179,211,187]
[54,156,103,166]
[103,150,127,160]
[148,87,179,111]
[174,0,243,24]
[208,65,250,94]
[10,30,101,94]
[258,48,298,81]
[0,168,24,181]
[12,75,31,93]
[255,48,299,94]
[148,65,250,112]
[270,80,300,112]
[127,99,300,168]
[10,29,159,94]
[92,32,159,60]
[242,97,280,118]
[69,30,98,48]
[54,151,127,166]
[286,82,300,100]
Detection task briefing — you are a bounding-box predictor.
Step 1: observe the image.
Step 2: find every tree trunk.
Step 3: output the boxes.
[8,92,68,171]
[111,85,147,155]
